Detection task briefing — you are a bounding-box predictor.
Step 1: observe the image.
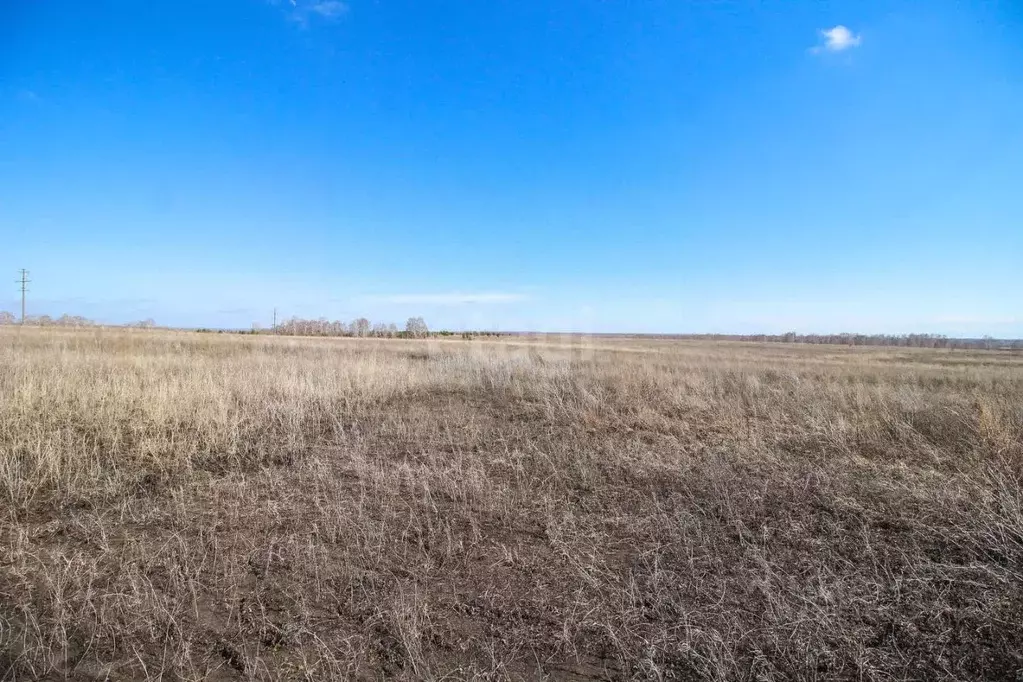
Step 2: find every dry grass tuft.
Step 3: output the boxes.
[1,327,1022,680]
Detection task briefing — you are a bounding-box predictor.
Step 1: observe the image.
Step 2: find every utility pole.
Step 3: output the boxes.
[273,307,277,334]
[16,269,29,324]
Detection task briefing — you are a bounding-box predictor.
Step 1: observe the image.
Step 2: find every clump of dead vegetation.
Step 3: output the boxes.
[1,327,1022,680]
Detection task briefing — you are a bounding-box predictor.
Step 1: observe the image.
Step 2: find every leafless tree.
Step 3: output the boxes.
[57,314,94,327]
[405,316,428,338]
[352,318,371,337]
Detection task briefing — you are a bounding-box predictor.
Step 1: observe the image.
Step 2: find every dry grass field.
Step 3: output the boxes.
[1,326,1022,680]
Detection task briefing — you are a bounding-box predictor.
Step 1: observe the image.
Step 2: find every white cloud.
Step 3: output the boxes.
[308,1,347,18]
[279,0,348,26]
[363,293,529,306]
[812,25,862,53]
[930,315,1022,326]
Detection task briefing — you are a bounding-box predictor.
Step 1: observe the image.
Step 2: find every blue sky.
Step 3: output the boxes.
[2,0,1021,334]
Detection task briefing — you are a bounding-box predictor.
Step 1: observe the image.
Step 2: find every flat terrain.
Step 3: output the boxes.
[1,327,1022,680]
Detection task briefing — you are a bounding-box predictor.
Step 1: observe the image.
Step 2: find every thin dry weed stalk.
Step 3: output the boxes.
[1,326,1022,680]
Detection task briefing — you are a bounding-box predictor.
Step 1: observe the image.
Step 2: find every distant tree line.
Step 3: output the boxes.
[265,317,508,340]
[672,332,1023,350]
[271,316,431,338]
[0,312,156,328]
[435,330,503,340]
[4,310,1016,350]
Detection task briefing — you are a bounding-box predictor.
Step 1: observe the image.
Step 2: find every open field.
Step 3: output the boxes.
[1,327,1022,680]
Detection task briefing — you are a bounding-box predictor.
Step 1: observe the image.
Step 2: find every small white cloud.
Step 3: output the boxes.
[278,0,348,26]
[308,1,347,18]
[364,293,529,306]
[812,25,862,53]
